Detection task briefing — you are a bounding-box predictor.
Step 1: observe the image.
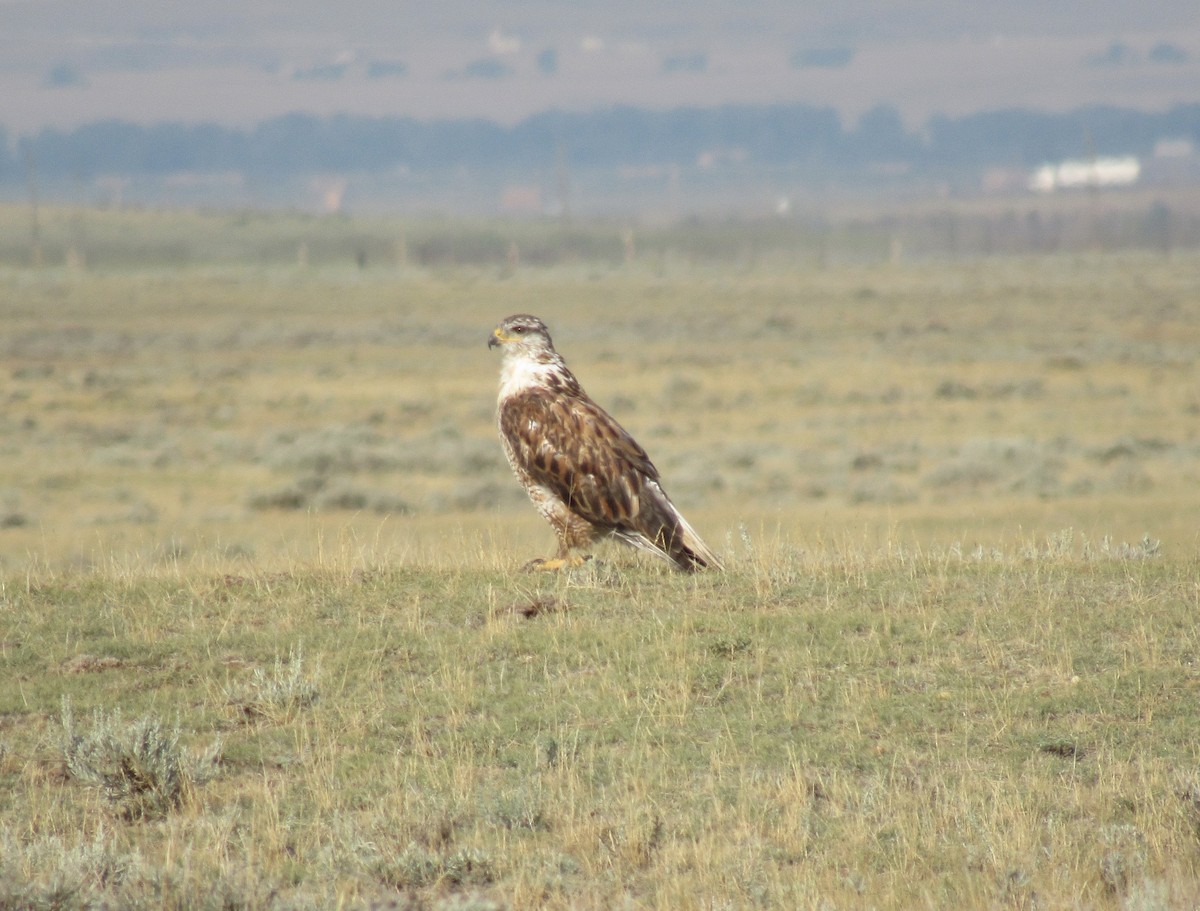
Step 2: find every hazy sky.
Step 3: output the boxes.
[1,1,1197,136]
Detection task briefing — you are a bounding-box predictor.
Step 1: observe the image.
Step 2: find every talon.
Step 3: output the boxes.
[520,555,592,572]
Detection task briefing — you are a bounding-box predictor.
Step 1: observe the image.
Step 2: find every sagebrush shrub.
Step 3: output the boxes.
[59,698,220,820]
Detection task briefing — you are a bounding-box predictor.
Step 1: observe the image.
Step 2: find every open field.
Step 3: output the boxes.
[0,216,1197,567]
[1,213,1199,908]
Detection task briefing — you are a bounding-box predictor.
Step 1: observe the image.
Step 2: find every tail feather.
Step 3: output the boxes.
[668,510,724,572]
[616,481,723,572]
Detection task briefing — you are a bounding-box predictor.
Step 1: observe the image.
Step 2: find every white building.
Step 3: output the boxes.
[1029,156,1141,192]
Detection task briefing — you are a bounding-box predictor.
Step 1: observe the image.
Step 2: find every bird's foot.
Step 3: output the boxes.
[521,554,593,573]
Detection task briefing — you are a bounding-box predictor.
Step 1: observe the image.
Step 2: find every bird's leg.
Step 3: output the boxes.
[518,552,592,573]
[521,553,592,572]
[521,539,593,572]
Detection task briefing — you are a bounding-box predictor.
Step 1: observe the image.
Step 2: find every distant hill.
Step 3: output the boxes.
[8,103,1199,186]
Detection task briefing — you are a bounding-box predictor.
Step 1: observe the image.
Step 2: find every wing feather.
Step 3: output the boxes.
[500,388,656,528]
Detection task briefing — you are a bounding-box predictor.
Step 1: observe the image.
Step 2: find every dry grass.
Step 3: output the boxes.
[2,544,1199,909]
[1,244,1197,571]
[1,212,1199,908]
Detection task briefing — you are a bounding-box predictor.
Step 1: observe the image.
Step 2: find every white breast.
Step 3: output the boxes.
[498,354,556,401]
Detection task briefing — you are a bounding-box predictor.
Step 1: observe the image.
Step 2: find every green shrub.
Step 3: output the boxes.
[59,698,221,820]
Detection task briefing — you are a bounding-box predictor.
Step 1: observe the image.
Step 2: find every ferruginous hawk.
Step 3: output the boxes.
[488,314,722,572]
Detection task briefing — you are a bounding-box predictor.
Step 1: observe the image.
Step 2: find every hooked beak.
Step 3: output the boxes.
[487,327,504,349]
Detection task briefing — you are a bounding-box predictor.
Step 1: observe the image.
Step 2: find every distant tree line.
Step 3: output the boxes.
[2,102,1199,182]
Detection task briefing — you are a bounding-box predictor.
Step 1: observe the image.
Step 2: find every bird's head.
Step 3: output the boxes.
[488,314,555,355]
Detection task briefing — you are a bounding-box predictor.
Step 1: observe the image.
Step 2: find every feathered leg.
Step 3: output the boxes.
[521,515,596,572]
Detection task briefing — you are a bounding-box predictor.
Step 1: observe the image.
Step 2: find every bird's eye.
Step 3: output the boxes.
[513,326,526,334]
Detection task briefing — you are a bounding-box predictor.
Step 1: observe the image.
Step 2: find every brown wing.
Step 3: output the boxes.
[500,387,658,528]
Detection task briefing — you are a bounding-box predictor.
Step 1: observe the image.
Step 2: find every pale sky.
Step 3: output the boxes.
[1,0,1197,135]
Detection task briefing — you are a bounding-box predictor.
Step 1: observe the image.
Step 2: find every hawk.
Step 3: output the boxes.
[488,314,722,572]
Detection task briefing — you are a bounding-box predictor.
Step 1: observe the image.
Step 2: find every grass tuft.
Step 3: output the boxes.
[224,645,321,724]
[59,698,221,820]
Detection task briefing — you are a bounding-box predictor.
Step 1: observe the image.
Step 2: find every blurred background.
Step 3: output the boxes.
[0,1,1197,569]
[1,0,1198,242]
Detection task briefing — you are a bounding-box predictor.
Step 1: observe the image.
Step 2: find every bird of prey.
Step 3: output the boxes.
[488,314,722,572]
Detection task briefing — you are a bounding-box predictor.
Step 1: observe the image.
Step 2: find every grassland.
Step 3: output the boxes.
[1,208,1199,908]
